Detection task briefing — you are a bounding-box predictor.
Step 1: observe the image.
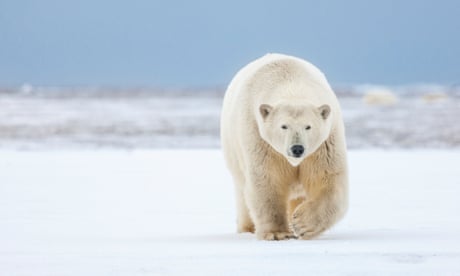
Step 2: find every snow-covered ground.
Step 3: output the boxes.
[1,150,459,275]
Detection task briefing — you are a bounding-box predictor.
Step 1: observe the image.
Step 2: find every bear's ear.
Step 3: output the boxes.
[318,104,331,120]
[259,104,273,120]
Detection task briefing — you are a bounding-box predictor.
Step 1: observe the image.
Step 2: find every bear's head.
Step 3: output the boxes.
[258,102,332,167]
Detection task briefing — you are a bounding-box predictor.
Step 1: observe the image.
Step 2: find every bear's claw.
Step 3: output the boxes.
[257,232,296,241]
[291,219,326,240]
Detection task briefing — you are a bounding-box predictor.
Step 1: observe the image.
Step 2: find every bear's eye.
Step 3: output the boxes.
[305,125,311,130]
[281,125,288,130]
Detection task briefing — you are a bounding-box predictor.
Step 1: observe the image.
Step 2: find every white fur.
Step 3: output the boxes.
[221,53,348,240]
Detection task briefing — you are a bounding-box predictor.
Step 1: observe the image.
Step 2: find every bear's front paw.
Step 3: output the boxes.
[291,209,326,240]
[256,231,295,241]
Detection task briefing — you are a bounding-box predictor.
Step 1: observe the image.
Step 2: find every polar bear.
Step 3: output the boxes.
[221,53,348,240]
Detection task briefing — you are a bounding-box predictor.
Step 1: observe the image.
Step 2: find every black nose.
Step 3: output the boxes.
[290,145,304,157]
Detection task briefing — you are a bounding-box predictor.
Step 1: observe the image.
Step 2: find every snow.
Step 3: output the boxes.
[1,150,459,275]
[1,87,460,149]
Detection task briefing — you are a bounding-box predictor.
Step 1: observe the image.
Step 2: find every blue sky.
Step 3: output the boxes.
[0,0,459,87]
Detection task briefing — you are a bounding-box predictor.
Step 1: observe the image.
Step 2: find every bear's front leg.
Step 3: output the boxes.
[292,172,348,239]
[245,176,294,241]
